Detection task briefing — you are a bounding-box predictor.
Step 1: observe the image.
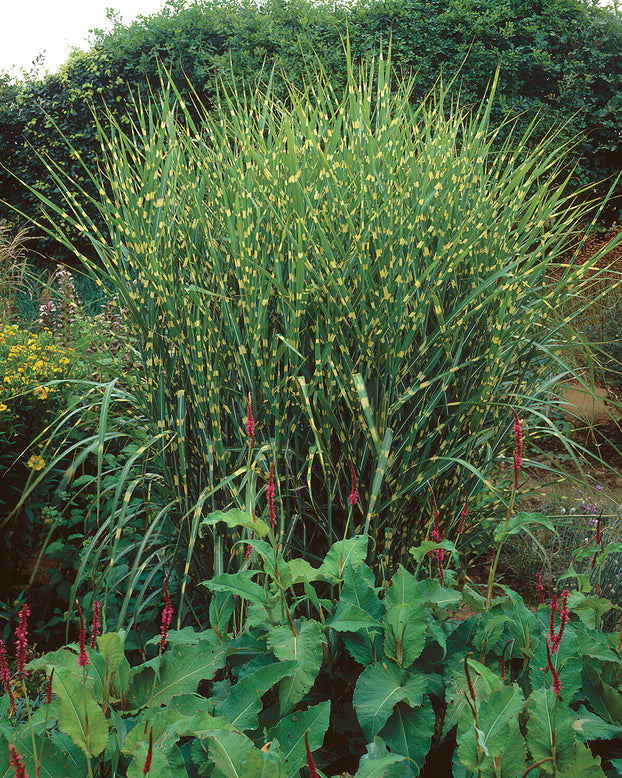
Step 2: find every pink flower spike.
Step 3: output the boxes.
[77,603,89,667]
[246,392,255,448]
[349,462,358,507]
[267,464,277,529]
[536,573,545,605]
[159,579,174,652]
[15,603,30,677]
[9,744,28,778]
[0,639,16,716]
[458,498,468,535]
[89,600,101,649]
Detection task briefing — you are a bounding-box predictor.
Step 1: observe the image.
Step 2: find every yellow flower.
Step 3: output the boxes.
[0,403,7,412]
[27,454,46,471]
[33,386,49,400]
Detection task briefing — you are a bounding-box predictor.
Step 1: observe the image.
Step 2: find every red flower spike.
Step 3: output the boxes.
[76,602,89,667]
[159,579,174,652]
[143,724,153,775]
[536,573,545,605]
[552,588,570,654]
[267,464,277,529]
[349,462,358,507]
[89,600,101,649]
[545,639,562,699]
[304,731,319,778]
[9,744,28,778]
[548,595,558,644]
[15,603,30,677]
[464,653,477,701]
[0,639,16,716]
[46,668,55,705]
[458,498,468,535]
[246,393,255,448]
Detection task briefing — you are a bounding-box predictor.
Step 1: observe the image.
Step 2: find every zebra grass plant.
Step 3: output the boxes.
[15,44,622,629]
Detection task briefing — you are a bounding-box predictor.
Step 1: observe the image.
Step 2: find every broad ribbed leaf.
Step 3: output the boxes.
[219,661,298,730]
[199,509,270,538]
[202,730,255,778]
[557,742,606,777]
[54,667,109,757]
[570,705,622,743]
[202,572,272,608]
[267,620,324,714]
[457,685,524,772]
[354,737,407,778]
[128,641,227,710]
[329,602,383,632]
[96,632,125,673]
[340,563,383,618]
[320,535,369,582]
[526,688,576,771]
[378,702,435,776]
[354,661,426,739]
[383,566,425,668]
[271,700,330,771]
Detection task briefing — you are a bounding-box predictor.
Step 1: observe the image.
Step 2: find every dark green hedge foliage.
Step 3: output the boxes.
[1,0,621,263]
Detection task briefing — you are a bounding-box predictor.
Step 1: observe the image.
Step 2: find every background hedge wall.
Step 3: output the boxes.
[1,0,621,263]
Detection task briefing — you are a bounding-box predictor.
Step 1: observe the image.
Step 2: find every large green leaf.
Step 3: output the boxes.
[493,511,554,543]
[557,742,606,777]
[128,641,227,710]
[96,631,125,674]
[582,665,622,725]
[126,742,188,778]
[267,620,324,714]
[328,602,383,632]
[202,572,273,608]
[201,730,255,778]
[570,705,622,743]
[379,702,435,776]
[456,685,524,774]
[526,688,576,773]
[354,738,407,778]
[383,566,426,668]
[199,508,270,538]
[340,564,383,619]
[319,535,369,582]
[238,748,289,778]
[54,667,109,757]
[354,661,426,740]
[218,661,298,730]
[271,700,331,772]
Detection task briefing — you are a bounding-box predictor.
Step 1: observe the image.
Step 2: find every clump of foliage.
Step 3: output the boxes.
[2,514,622,776]
[21,45,622,631]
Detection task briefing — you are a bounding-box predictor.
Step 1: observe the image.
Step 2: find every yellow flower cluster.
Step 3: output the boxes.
[0,324,75,410]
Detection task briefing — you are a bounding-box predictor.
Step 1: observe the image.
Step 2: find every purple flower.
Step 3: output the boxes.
[349,462,358,507]
[267,464,277,529]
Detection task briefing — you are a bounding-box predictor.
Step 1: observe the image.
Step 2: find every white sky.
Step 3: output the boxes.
[1,0,171,78]
[1,0,619,80]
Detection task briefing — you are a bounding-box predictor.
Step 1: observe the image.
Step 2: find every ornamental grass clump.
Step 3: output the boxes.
[28,45,622,618]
